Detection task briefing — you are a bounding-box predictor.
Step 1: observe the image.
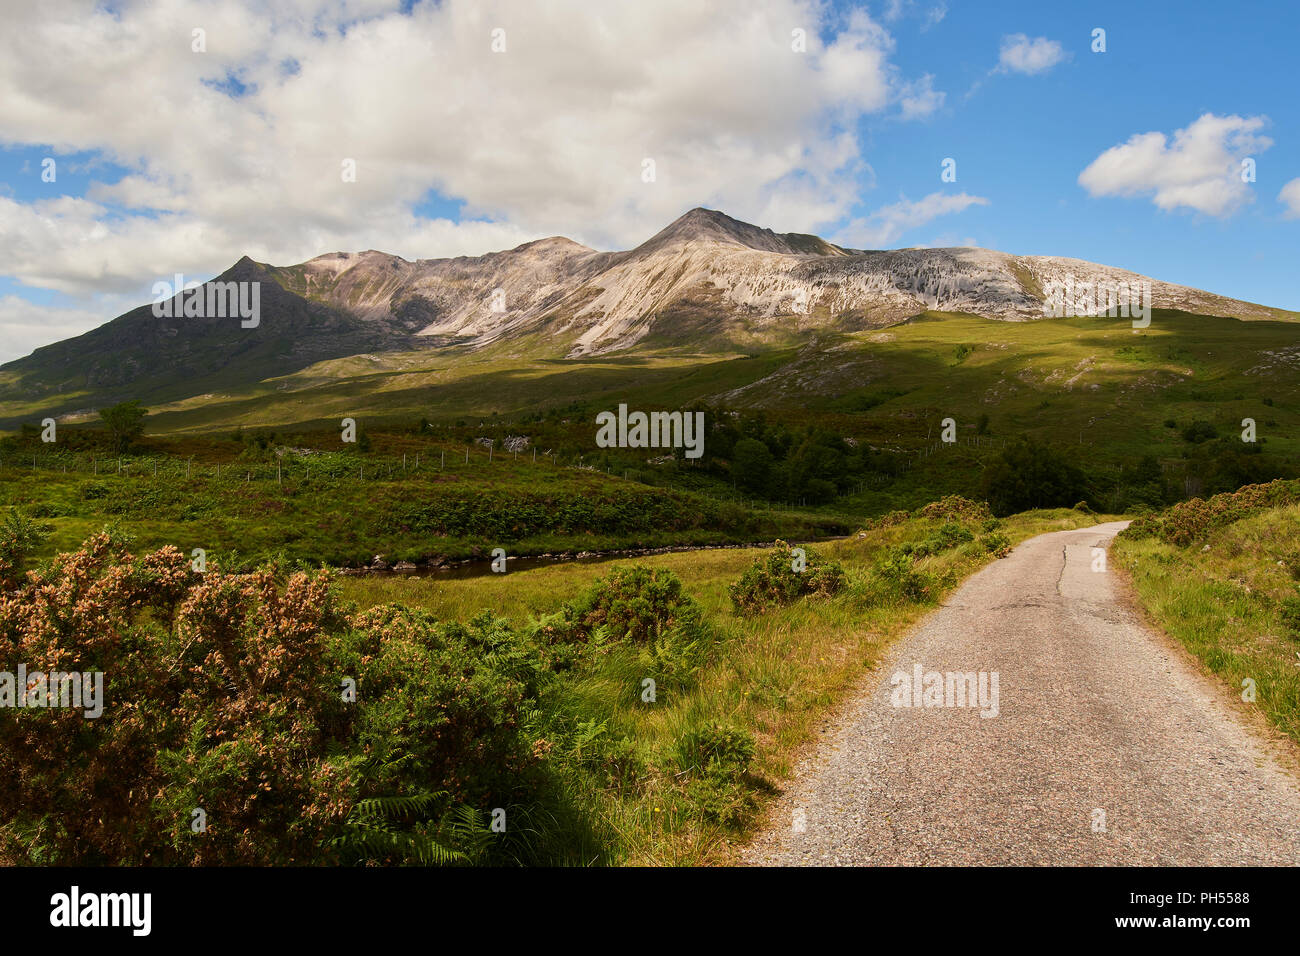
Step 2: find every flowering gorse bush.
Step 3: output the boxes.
[728,541,846,616]
[1123,479,1300,547]
[0,533,543,865]
[533,566,711,688]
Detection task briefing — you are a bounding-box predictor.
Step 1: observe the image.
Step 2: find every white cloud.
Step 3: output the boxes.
[831,192,989,248]
[996,34,1066,75]
[881,0,946,28]
[899,74,945,119]
[0,295,127,365]
[1078,113,1272,217]
[1279,177,1300,218]
[0,0,943,311]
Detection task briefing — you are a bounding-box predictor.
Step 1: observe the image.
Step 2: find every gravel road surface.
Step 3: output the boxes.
[743,521,1300,865]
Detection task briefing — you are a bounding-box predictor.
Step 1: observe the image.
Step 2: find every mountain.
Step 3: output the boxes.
[255,206,1296,359]
[1,207,1295,428]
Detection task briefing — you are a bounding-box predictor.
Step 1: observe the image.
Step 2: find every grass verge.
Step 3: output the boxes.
[1114,502,1300,747]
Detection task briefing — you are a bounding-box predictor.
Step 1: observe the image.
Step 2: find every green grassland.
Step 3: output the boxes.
[19,310,1300,457]
[5,308,1297,556]
[329,504,1109,864]
[0,447,851,569]
[5,305,1300,865]
[1116,497,1300,747]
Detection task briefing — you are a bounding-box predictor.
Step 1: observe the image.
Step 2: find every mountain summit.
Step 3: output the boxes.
[632,207,847,257]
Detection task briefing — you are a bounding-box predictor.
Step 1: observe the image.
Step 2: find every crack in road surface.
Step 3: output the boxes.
[743,522,1300,865]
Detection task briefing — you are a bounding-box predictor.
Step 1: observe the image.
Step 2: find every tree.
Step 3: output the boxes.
[1180,420,1218,444]
[99,400,147,453]
[731,438,773,494]
[980,439,1087,516]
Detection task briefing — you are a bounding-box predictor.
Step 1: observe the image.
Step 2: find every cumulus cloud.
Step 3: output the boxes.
[996,34,1067,75]
[1279,177,1300,219]
[831,192,989,248]
[1078,113,1272,217]
[0,294,130,365]
[899,74,945,119]
[0,0,957,360]
[0,0,943,302]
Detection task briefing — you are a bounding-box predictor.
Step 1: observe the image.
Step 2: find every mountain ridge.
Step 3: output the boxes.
[258,206,1293,357]
[1,206,1296,428]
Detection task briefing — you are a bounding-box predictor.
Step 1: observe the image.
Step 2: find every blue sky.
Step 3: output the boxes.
[869,0,1299,309]
[0,0,1296,364]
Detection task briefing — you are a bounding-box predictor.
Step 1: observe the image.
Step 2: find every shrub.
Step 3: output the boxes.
[904,521,974,558]
[537,566,710,686]
[728,540,847,615]
[1181,420,1219,444]
[1123,479,1300,547]
[0,534,547,865]
[978,531,1012,557]
[915,495,993,524]
[864,510,909,531]
[0,509,51,589]
[872,549,937,603]
[335,606,545,809]
[675,723,755,774]
[561,565,704,647]
[677,723,758,827]
[0,534,348,864]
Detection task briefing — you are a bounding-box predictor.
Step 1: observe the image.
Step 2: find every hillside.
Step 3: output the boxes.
[1,207,1295,432]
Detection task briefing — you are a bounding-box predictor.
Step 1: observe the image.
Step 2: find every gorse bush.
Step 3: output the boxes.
[1123,479,1300,547]
[0,534,349,864]
[0,509,51,588]
[901,521,974,558]
[676,723,758,828]
[915,495,993,524]
[728,540,847,615]
[977,530,1013,557]
[535,565,711,686]
[869,549,952,604]
[0,534,549,865]
[555,565,704,646]
[865,509,911,530]
[676,723,755,775]
[334,606,546,810]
